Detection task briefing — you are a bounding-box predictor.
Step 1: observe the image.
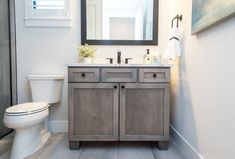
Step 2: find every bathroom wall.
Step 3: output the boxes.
[15,0,170,132]
[14,0,235,158]
[170,0,235,158]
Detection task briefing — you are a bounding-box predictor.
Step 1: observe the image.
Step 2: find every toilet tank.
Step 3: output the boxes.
[27,75,64,104]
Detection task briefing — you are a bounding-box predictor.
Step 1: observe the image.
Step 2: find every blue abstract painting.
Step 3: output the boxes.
[192,0,235,34]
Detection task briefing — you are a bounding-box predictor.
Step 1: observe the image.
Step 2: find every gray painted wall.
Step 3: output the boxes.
[170,0,235,158]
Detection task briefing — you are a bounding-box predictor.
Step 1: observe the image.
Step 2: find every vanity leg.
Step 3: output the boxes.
[158,141,169,150]
[69,141,80,150]
[149,141,158,149]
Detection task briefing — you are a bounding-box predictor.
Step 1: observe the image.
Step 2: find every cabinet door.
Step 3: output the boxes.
[69,83,119,141]
[120,84,169,141]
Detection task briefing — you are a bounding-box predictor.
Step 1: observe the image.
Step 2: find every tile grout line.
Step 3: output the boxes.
[149,143,158,159]
[77,142,83,159]
[115,142,118,159]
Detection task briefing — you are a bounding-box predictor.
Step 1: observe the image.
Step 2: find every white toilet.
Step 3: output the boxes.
[3,75,64,159]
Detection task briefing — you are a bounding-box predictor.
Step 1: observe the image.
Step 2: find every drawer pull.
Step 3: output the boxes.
[114,85,117,89]
[153,74,157,78]
[121,85,125,89]
[81,73,86,78]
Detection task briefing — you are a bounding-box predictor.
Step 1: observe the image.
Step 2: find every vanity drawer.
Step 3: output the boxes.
[139,68,170,83]
[69,68,100,82]
[101,68,137,83]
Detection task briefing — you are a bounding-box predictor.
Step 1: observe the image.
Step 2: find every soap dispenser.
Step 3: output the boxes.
[144,49,151,64]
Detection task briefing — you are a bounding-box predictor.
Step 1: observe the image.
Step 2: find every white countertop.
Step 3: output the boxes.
[68,63,172,68]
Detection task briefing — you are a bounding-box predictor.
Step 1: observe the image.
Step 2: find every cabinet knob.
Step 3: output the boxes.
[82,73,86,77]
[114,85,117,89]
[121,85,125,89]
[153,74,157,78]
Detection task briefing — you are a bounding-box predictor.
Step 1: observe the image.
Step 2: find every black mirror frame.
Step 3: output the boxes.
[81,0,159,45]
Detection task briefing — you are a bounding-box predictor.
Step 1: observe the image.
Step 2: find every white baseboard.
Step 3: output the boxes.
[49,121,68,133]
[170,125,204,159]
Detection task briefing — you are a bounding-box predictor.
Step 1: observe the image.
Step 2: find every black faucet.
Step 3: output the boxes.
[117,51,121,64]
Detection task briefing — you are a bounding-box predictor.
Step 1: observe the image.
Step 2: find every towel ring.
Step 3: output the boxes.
[171,14,183,28]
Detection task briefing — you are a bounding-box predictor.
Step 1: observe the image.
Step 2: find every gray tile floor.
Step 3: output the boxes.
[0,133,186,159]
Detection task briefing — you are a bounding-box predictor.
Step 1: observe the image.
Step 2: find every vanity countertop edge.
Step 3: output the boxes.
[67,63,172,68]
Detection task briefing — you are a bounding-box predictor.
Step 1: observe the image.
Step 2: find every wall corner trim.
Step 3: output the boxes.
[170,125,204,159]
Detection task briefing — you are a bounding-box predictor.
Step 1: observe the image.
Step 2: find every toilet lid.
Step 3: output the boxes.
[5,102,49,115]
[27,75,64,80]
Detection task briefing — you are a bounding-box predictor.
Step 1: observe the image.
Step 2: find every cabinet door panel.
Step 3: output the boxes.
[120,84,169,141]
[69,83,118,141]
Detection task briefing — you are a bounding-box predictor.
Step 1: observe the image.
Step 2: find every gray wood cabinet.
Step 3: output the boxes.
[68,66,170,150]
[68,83,119,146]
[120,83,169,141]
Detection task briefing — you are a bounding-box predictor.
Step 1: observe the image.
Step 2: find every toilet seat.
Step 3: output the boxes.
[5,102,49,116]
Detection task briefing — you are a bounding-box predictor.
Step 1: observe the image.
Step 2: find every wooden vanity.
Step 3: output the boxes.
[68,64,170,150]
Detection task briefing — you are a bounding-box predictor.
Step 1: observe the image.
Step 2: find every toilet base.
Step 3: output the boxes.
[10,125,51,159]
[41,114,51,145]
[41,130,51,145]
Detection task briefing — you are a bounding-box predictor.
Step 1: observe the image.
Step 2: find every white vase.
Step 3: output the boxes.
[83,57,92,64]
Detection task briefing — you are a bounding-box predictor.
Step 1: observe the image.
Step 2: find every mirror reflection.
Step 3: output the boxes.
[86,0,154,41]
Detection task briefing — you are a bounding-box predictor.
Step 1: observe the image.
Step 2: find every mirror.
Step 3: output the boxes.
[81,0,159,45]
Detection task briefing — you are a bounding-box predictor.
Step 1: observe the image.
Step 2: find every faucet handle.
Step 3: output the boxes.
[125,58,133,64]
[106,58,113,64]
